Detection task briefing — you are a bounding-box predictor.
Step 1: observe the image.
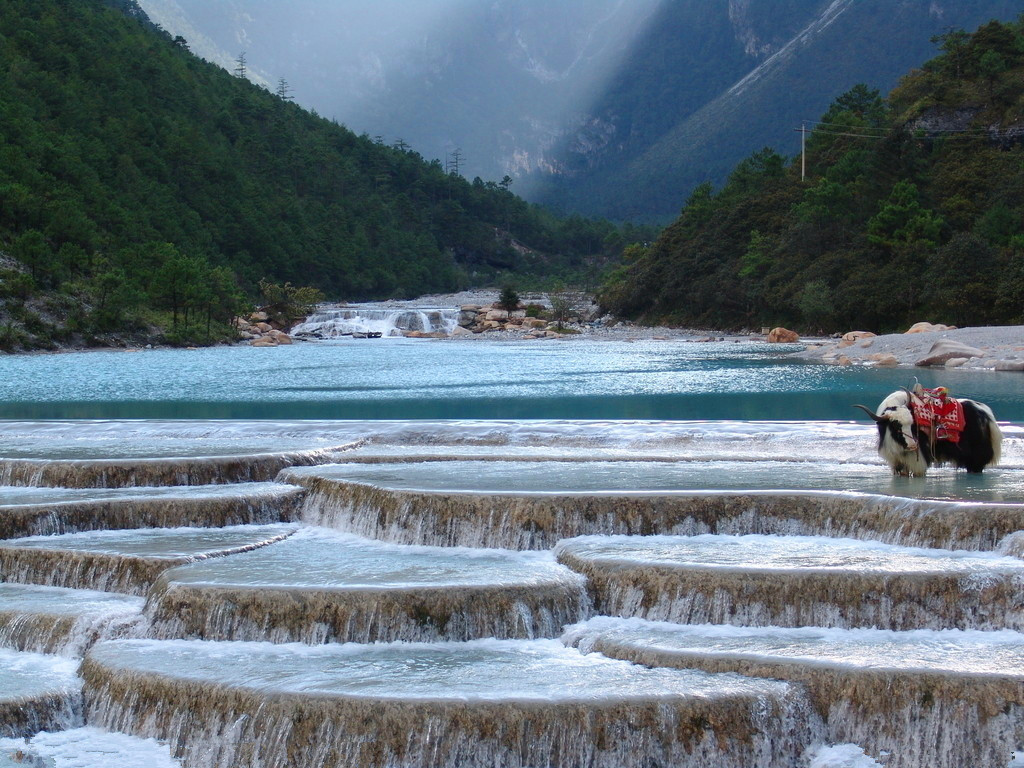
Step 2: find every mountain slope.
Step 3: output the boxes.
[598,17,1024,332]
[534,0,1023,220]
[0,0,621,349]
[138,0,1022,221]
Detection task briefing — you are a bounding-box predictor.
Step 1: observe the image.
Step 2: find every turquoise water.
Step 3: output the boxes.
[4,339,1024,421]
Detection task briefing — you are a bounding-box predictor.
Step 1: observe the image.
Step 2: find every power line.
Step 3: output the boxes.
[806,118,994,135]
[797,128,887,140]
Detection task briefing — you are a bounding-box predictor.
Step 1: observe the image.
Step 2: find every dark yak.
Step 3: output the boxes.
[854,388,1001,476]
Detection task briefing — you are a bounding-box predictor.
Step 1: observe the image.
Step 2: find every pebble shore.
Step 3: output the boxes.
[795,325,1024,371]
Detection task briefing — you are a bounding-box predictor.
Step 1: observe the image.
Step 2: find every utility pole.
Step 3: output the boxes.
[801,121,806,182]
[794,122,808,181]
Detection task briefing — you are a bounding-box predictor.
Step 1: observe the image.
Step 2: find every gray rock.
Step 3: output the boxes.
[915,340,984,367]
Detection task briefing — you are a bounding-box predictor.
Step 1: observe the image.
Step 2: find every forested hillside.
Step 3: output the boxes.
[0,0,628,350]
[599,18,1024,334]
[140,0,1021,223]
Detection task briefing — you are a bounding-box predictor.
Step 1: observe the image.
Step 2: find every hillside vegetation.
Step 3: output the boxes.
[0,0,631,350]
[599,18,1024,333]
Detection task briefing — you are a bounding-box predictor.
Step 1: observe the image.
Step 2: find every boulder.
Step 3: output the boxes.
[767,327,800,343]
[249,311,269,322]
[870,354,899,367]
[251,339,277,347]
[944,357,969,368]
[451,326,474,337]
[485,309,509,322]
[458,310,478,327]
[460,304,481,312]
[996,360,1024,371]
[255,322,273,333]
[915,340,984,367]
[905,322,956,334]
[522,318,546,329]
[838,330,875,348]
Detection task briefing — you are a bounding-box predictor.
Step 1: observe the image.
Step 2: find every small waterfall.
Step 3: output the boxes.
[144,528,591,644]
[0,650,82,738]
[286,469,1024,551]
[0,727,184,768]
[0,585,147,656]
[0,690,81,740]
[81,638,824,768]
[564,620,1024,768]
[146,580,590,645]
[0,485,304,540]
[0,444,360,488]
[0,526,295,596]
[0,603,146,657]
[291,305,460,338]
[555,539,1024,631]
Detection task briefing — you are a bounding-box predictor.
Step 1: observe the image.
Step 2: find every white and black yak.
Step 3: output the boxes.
[853,388,1002,476]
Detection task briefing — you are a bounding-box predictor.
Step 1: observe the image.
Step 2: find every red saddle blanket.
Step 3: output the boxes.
[911,390,966,443]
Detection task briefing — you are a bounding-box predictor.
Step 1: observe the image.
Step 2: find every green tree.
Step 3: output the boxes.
[258,279,324,327]
[497,285,520,313]
[798,280,834,331]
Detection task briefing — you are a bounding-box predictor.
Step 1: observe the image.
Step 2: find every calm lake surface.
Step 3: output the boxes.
[4,338,1024,421]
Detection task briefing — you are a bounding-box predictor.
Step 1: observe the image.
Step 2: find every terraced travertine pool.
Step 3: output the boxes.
[2,335,1024,767]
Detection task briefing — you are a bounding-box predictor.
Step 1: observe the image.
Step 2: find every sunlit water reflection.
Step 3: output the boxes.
[3,339,1024,420]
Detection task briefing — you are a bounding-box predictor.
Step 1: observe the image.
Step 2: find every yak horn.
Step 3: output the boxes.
[899,386,916,403]
[852,404,884,422]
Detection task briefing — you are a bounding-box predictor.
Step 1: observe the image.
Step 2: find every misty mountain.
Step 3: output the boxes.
[137,0,1022,221]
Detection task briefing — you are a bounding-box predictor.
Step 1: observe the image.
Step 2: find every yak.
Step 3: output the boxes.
[853,388,1002,476]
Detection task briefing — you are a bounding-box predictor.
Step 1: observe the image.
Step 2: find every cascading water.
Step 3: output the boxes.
[81,637,823,768]
[0,648,82,738]
[283,464,1024,551]
[146,528,590,644]
[0,584,145,656]
[563,617,1024,768]
[0,483,304,539]
[291,304,460,338]
[0,525,296,595]
[2,417,1024,767]
[554,533,1024,631]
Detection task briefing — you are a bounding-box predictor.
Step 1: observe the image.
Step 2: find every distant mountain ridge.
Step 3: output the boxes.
[136,1,1023,221]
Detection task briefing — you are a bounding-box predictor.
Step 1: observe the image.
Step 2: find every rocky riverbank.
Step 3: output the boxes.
[795,323,1024,371]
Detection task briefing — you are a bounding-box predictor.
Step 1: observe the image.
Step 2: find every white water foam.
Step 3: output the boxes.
[806,744,883,768]
[556,533,1024,575]
[160,527,579,590]
[0,483,300,508]
[291,305,459,338]
[2,419,1021,469]
[563,617,1024,676]
[0,727,181,768]
[0,648,80,701]
[87,637,789,701]
[0,524,297,559]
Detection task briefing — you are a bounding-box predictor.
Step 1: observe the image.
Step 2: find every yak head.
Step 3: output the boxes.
[854,390,919,453]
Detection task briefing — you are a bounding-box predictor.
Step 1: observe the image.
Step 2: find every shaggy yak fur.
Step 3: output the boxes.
[854,390,1001,476]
